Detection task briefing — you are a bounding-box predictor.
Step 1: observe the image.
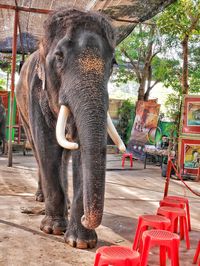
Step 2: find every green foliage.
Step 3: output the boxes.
[157,0,200,122]
[114,24,162,85]
[189,44,200,93]
[152,57,180,83]
[157,0,200,41]
[116,99,136,144]
[0,53,23,74]
[165,92,182,122]
[0,54,12,73]
[112,66,135,85]
[0,79,6,90]
[157,0,200,89]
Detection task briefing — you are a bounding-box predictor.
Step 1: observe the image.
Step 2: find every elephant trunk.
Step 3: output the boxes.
[76,104,107,229]
[56,98,107,229]
[57,75,125,229]
[81,146,106,229]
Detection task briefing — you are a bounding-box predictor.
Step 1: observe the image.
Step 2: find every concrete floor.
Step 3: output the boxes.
[0,152,199,266]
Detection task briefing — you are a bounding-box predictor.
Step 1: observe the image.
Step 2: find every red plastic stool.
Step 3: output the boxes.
[164,196,191,231]
[193,240,200,265]
[94,245,140,266]
[122,153,133,167]
[160,198,185,234]
[132,215,171,251]
[140,229,180,266]
[160,199,185,209]
[157,206,190,249]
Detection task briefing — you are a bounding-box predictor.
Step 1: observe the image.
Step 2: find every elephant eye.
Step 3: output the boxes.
[55,51,64,62]
[67,39,73,46]
[112,57,118,66]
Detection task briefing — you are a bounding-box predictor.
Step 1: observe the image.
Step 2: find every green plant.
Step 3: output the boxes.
[116,99,135,145]
[0,79,6,90]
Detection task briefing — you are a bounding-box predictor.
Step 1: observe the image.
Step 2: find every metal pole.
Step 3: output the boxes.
[163,157,172,198]
[8,10,18,167]
[0,4,50,14]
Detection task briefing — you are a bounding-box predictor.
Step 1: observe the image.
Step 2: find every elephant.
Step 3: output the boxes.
[16,9,125,249]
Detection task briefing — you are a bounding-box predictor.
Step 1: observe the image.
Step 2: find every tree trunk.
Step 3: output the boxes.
[6,72,9,90]
[144,65,152,101]
[138,55,151,101]
[138,78,146,101]
[182,35,189,95]
[137,26,155,101]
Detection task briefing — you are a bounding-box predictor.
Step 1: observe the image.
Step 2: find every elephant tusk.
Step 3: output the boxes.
[56,105,79,150]
[107,112,126,153]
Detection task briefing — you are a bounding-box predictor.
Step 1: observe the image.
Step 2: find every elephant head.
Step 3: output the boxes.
[38,9,125,229]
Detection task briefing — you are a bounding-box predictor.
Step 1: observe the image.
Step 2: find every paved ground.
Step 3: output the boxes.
[0,151,199,266]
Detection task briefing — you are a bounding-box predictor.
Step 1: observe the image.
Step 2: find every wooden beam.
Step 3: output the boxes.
[0,4,50,14]
[7,9,18,167]
[111,16,156,25]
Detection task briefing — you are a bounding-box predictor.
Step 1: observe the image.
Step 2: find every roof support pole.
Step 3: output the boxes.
[8,9,18,167]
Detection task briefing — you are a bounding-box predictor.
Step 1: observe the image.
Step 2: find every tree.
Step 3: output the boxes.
[0,54,12,91]
[157,0,200,95]
[116,99,135,145]
[154,0,200,126]
[0,79,6,90]
[114,22,168,101]
[0,53,23,90]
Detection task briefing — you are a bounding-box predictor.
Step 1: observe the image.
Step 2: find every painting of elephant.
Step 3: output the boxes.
[16,9,125,249]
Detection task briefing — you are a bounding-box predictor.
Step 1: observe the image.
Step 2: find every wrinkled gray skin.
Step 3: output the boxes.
[16,9,115,249]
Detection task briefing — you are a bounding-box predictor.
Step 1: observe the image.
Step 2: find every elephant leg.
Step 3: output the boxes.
[2,139,7,155]
[20,112,44,202]
[64,150,97,249]
[61,149,71,211]
[35,170,44,202]
[29,104,67,235]
[38,145,67,235]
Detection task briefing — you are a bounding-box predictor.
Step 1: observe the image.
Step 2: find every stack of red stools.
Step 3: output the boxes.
[93,195,193,266]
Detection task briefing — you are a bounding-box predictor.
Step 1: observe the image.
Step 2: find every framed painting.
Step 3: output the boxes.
[179,138,200,175]
[128,100,160,159]
[182,95,200,134]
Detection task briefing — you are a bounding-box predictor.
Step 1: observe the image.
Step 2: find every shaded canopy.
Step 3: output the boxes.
[0,0,176,53]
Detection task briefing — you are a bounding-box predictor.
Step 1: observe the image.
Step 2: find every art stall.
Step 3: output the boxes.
[178,95,200,180]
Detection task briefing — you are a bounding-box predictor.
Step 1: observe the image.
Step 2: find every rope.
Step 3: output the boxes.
[169,157,200,197]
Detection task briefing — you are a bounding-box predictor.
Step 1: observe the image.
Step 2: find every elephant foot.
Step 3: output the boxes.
[40,215,67,235]
[35,189,44,202]
[64,225,97,249]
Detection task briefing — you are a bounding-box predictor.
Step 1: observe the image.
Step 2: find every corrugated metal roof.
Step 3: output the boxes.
[0,0,176,53]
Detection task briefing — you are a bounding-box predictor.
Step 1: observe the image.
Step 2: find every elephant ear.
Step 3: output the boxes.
[37,41,46,90]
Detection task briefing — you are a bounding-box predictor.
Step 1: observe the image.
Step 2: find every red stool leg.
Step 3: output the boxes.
[186,202,191,231]
[138,226,148,253]
[193,241,200,264]
[132,217,143,250]
[173,217,178,233]
[94,252,101,266]
[130,155,133,167]
[171,238,180,266]
[183,216,190,249]
[160,246,166,266]
[180,217,184,240]
[140,235,151,266]
[122,155,125,167]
